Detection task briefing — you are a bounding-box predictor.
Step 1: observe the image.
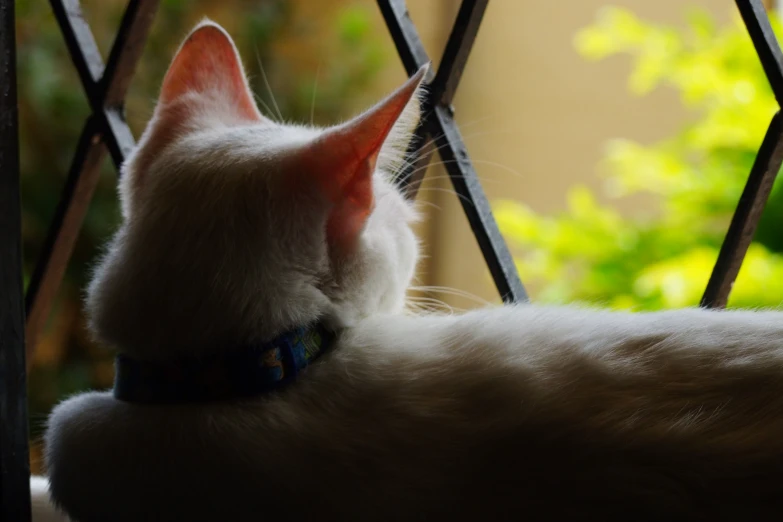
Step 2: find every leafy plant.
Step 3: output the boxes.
[495,7,783,310]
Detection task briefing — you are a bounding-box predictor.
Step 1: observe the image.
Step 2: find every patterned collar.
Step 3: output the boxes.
[112,323,336,404]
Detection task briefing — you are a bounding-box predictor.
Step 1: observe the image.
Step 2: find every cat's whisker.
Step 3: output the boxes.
[411,173,500,187]
[254,48,284,122]
[397,157,522,206]
[405,306,449,316]
[470,158,527,180]
[409,285,493,307]
[394,133,448,175]
[404,303,448,316]
[413,186,475,207]
[404,296,456,315]
[412,289,490,313]
[402,299,429,312]
[398,159,469,186]
[251,91,280,123]
[392,124,468,174]
[410,199,443,212]
[406,294,460,308]
[396,129,523,178]
[394,124,520,174]
[405,116,496,160]
[406,156,524,185]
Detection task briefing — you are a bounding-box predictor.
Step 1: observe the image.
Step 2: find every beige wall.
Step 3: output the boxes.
[369,0,737,310]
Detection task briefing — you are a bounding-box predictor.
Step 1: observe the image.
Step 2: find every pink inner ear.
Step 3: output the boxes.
[313,65,428,203]
[159,22,262,122]
[300,65,428,254]
[129,22,263,197]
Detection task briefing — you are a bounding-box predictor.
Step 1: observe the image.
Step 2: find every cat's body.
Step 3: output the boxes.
[42,20,783,522]
[47,306,783,521]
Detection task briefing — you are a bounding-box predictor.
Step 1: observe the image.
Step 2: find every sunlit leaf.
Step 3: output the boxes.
[496,7,783,311]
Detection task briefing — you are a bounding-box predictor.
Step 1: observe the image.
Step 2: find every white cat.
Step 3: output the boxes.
[39,20,783,522]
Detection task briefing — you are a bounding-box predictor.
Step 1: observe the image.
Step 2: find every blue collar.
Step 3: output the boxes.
[112,323,336,404]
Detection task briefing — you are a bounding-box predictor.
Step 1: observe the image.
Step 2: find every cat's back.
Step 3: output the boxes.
[46,305,783,521]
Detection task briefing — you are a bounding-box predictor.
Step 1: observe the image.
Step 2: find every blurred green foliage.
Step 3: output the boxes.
[495,7,783,311]
[18,0,384,460]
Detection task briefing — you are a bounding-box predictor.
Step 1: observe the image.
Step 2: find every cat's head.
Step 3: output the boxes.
[86,21,427,359]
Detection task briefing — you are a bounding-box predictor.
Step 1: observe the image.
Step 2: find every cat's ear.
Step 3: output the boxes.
[158,20,263,122]
[119,21,264,219]
[302,65,428,253]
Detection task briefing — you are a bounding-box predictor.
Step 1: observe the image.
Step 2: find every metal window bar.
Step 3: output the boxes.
[1,0,159,520]
[701,0,783,308]
[24,0,158,360]
[0,1,32,520]
[378,0,781,308]
[1,0,783,519]
[377,0,528,304]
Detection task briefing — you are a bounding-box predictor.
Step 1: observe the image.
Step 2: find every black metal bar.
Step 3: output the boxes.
[431,0,489,106]
[377,0,528,303]
[736,0,783,104]
[25,118,106,360]
[396,0,487,196]
[24,1,158,357]
[49,0,104,93]
[100,0,159,107]
[48,0,136,167]
[428,104,528,303]
[395,118,434,197]
[701,111,783,308]
[103,106,136,168]
[701,0,783,307]
[0,0,32,518]
[376,0,433,78]
[48,0,158,169]
[377,0,434,197]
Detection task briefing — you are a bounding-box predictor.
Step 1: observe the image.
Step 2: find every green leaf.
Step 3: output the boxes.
[497,7,783,311]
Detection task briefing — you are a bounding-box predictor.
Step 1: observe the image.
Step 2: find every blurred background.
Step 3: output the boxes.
[16,0,783,472]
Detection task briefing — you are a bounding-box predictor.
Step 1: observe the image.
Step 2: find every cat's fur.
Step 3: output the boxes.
[42,20,783,522]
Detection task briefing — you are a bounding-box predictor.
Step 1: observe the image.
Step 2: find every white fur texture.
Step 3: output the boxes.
[45,306,783,521]
[44,21,783,522]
